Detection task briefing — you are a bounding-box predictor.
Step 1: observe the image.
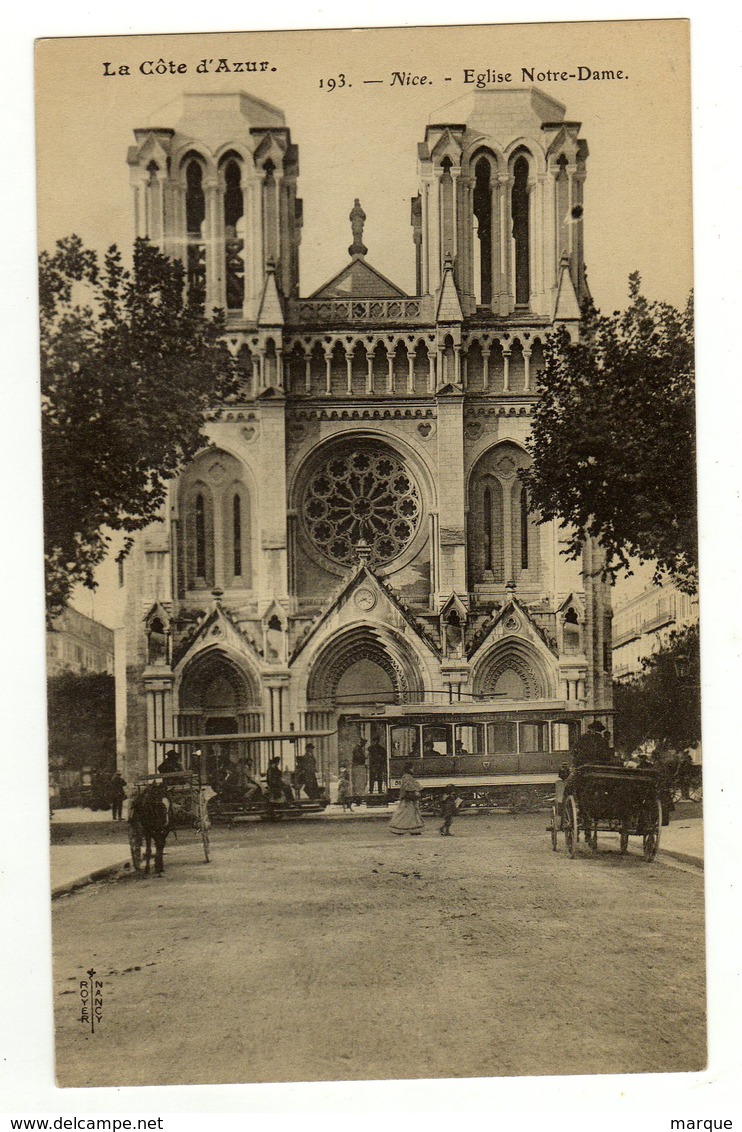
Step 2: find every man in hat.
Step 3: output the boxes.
[570,721,613,768]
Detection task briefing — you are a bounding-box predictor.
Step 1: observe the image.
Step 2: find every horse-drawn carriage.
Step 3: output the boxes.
[128,771,213,875]
[549,763,665,862]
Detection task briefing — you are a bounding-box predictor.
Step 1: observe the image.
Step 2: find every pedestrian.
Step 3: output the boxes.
[110,770,127,821]
[439,785,458,836]
[678,751,694,799]
[303,743,320,800]
[351,737,368,804]
[158,748,183,775]
[389,761,424,836]
[337,764,353,812]
[368,737,387,795]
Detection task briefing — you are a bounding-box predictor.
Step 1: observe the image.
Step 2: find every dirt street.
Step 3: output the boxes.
[52,813,705,1087]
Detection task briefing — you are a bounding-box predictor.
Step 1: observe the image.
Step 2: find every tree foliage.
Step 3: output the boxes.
[47,670,116,774]
[40,236,238,620]
[521,275,697,593]
[612,623,701,757]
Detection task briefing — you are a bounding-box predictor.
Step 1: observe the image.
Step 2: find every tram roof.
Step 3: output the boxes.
[153,730,337,743]
[353,700,611,718]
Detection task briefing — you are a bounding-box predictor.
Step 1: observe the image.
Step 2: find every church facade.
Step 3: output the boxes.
[119,87,612,788]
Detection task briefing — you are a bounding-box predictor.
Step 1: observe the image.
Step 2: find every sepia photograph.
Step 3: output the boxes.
[31,17,707,1093]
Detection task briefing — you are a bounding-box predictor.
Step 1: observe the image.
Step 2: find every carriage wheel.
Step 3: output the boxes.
[643,800,662,862]
[128,822,143,872]
[564,796,578,859]
[550,805,558,852]
[619,822,630,854]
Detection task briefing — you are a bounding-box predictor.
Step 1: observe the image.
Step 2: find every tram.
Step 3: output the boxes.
[351,698,604,811]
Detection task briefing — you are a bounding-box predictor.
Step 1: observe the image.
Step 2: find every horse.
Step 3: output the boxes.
[128,782,172,876]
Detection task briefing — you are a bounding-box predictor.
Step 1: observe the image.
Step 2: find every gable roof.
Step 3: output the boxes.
[467,595,558,661]
[172,603,264,670]
[290,563,440,664]
[308,255,407,300]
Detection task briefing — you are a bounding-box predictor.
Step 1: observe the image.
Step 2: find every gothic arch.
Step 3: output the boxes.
[178,647,261,712]
[467,441,540,587]
[472,639,555,701]
[304,624,425,706]
[177,447,255,594]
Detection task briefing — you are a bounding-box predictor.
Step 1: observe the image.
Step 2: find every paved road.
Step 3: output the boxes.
[52,813,705,1087]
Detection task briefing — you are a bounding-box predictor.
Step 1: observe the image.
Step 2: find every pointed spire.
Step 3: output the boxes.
[553,253,581,321]
[348,198,368,257]
[258,260,284,325]
[435,256,463,322]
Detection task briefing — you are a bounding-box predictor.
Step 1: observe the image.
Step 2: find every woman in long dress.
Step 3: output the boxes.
[389,762,424,835]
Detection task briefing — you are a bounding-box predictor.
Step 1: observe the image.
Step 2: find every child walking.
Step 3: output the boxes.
[337,764,353,812]
[439,785,458,836]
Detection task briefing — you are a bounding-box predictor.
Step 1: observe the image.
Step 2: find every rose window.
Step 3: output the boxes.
[302,445,421,567]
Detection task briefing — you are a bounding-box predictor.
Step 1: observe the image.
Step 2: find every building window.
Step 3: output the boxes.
[185,158,206,305]
[180,452,250,594]
[233,493,242,578]
[520,484,529,570]
[302,442,421,569]
[223,158,245,310]
[473,156,494,306]
[468,444,537,587]
[512,155,530,306]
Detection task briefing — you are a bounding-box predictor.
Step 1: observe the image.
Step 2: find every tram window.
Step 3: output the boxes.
[421,724,452,756]
[390,725,419,759]
[487,721,517,753]
[519,721,549,752]
[552,721,580,752]
[454,724,484,756]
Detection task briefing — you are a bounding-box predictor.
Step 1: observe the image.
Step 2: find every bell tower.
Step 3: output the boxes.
[127,92,302,322]
[412,88,588,318]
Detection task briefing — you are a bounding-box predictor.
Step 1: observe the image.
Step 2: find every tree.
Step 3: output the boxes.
[47,670,116,803]
[612,623,701,757]
[40,236,238,620]
[521,275,696,593]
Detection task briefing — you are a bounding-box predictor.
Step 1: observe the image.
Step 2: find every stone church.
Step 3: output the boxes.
[119,86,612,789]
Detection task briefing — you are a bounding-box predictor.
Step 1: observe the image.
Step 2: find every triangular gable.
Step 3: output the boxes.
[290,564,440,664]
[468,596,558,662]
[172,604,263,670]
[309,256,407,300]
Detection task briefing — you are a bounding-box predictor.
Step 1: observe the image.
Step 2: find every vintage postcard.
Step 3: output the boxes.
[36,20,703,1089]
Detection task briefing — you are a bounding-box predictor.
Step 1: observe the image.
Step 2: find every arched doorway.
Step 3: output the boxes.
[177,650,261,785]
[305,626,425,789]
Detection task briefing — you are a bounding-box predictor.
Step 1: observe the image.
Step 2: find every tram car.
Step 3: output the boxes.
[354,699,603,811]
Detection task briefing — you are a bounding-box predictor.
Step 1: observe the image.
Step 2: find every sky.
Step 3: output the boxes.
[36,21,693,311]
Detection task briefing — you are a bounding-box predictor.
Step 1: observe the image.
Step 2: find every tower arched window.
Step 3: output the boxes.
[520,484,529,570]
[185,158,206,306]
[179,452,252,595]
[512,155,530,306]
[195,494,207,579]
[483,486,492,568]
[232,493,242,578]
[185,485,214,590]
[473,157,494,306]
[468,445,536,588]
[223,158,245,310]
[439,157,454,263]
